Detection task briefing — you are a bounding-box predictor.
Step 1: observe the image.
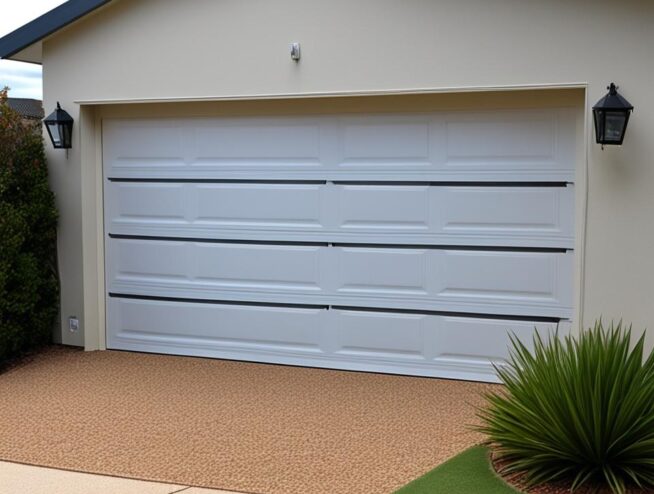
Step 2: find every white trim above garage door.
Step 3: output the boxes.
[103,108,576,382]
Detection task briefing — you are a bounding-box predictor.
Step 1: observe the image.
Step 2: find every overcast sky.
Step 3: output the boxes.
[0,0,67,100]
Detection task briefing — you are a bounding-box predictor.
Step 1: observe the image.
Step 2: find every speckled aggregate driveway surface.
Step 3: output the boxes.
[0,347,496,494]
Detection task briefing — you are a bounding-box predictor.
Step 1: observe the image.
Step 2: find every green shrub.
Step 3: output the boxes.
[479,321,654,494]
[0,88,58,365]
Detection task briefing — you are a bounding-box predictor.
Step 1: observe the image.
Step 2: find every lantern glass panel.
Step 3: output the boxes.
[48,123,62,147]
[604,111,628,143]
[61,123,71,148]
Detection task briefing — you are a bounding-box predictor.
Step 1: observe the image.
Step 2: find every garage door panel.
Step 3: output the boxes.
[332,309,431,359]
[432,316,560,363]
[111,239,192,280]
[445,117,554,163]
[108,297,325,353]
[104,110,575,181]
[336,183,431,232]
[437,185,574,242]
[439,250,572,301]
[103,120,186,169]
[334,247,430,296]
[108,238,324,296]
[195,183,324,229]
[443,110,576,173]
[106,181,326,236]
[107,182,187,222]
[332,309,561,364]
[192,120,324,165]
[193,243,323,291]
[332,248,573,316]
[107,239,573,317]
[108,298,563,381]
[338,118,432,165]
[106,181,574,248]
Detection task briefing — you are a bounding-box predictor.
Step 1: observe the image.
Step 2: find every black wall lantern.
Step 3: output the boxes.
[43,102,74,149]
[592,83,634,147]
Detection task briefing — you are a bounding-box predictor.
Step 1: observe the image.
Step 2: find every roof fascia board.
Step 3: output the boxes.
[0,0,112,62]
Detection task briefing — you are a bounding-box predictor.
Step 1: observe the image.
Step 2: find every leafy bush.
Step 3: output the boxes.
[479,321,654,494]
[0,88,58,365]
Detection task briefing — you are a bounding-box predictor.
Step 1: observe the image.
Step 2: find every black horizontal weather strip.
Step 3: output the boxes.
[107,178,570,187]
[107,178,328,184]
[330,181,571,187]
[329,305,561,323]
[108,234,328,247]
[109,293,328,311]
[108,234,569,253]
[109,292,561,323]
[332,242,569,253]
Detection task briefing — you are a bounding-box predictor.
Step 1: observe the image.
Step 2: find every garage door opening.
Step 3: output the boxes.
[103,109,576,382]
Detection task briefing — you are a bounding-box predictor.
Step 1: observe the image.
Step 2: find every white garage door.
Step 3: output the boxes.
[104,109,576,382]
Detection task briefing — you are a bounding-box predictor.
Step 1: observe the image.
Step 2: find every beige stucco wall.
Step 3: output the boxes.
[39,0,654,349]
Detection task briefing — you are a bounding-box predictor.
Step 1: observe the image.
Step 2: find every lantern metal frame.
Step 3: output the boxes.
[43,102,74,149]
[592,83,634,147]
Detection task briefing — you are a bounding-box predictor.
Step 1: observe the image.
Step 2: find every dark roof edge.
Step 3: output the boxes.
[0,0,113,61]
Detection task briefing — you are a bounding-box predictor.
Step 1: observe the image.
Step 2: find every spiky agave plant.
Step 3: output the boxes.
[479,321,654,494]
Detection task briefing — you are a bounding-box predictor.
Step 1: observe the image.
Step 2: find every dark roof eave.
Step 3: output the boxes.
[0,0,113,62]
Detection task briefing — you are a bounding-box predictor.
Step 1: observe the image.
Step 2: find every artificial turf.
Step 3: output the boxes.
[394,445,522,494]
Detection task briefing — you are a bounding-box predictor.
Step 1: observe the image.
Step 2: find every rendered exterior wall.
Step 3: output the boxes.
[39,0,654,349]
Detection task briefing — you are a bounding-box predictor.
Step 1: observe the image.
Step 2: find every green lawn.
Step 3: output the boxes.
[394,446,522,494]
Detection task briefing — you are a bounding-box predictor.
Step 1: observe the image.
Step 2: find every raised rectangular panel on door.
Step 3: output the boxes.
[332,247,573,317]
[106,182,188,230]
[432,317,555,363]
[106,181,574,247]
[107,297,327,356]
[334,183,431,239]
[443,109,576,181]
[430,317,558,381]
[103,117,329,180]
[433,185,574,248]
[194,183,325,231]
[330,308,558,381]
[332,308,431,361]
[105,181,327,240]
[435,249,573,317]
[103,119,186,176]
[335,183,574,247]
[336,115,434,172]
[107,238,326,300]
[191,118,326,171]
[331,109,574,181]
